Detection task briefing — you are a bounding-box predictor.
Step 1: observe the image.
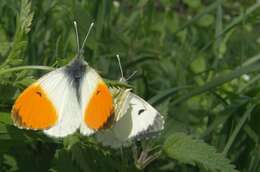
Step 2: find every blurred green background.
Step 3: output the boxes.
[0,0,260,171]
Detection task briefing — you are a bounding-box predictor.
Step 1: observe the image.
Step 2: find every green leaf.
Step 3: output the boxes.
[183,0,201,9]
[176,0,222,33]
[164,132,239,172]
[0,65,54,77]
[197,14,215,27]
[201,2,260,51]
[70,143,92,172]
[19,0,34,34]
[172,63,260,105]
[223,104,255,155]
[2,154,18,171]
[124,54,159,69]
[70,142,120,172]
[0,0,34,68]
[190,55,206,73]
[148,86,191,106]
[0,25,10,56]
[0,112,12,125]
[50,149,81,172]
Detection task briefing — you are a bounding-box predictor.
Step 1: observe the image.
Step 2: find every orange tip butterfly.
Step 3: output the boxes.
[11,22,114,138]
[96,55,164,148]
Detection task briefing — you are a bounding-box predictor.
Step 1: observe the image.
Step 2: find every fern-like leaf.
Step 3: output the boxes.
[163,132,239,172]
[50,149,81,172]
[0,0,33,69]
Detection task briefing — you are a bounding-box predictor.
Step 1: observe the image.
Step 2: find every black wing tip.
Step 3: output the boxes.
[133,113,165,141]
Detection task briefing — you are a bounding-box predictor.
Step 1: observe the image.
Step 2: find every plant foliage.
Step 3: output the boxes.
[0,0,260,171]
[164,132,238,172]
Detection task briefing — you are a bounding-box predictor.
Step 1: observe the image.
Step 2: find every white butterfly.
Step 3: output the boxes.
[96,55,164,148]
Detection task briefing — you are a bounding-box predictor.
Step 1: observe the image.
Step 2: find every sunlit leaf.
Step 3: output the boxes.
[164,133,239,172]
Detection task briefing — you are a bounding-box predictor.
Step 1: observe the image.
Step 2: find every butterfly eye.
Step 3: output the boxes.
[36,91,42,97]
[138,109,145,115]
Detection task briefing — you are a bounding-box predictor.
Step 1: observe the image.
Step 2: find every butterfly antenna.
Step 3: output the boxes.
[126,70,137,81]
[73,21,80,55]
[80,22,94,54]
[116,54,124,79]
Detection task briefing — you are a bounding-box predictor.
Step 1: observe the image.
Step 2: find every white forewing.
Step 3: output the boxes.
[125,93,163,138]
[79,68,100,135]
[39,69,81,137]
[96,90,164,148]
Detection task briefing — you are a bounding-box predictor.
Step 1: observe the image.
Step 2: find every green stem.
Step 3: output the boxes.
[172,63,260,105]
[0,66,54,76]
[222,104,255,155]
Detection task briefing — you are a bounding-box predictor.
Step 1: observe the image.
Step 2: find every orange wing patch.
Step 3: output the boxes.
[84,82,114,129]
[12,83,58,129]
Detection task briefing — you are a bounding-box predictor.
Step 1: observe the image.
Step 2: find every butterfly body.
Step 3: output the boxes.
[64,56,88,100]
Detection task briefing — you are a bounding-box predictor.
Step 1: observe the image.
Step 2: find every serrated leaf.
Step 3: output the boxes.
[2,154,18,171]
[63,134,80,149]
[19,0,34,34]
[73,143,119,172]
[0,0,33,68]
[164,132,239,172]
[70,143,92,172]
[50,149,81,172]
[0,42,10,56]
[0,112,12,125]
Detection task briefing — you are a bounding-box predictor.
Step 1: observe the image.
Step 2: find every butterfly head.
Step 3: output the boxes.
[67,57,87,73]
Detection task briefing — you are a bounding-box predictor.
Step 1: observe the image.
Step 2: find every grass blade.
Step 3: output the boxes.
[172,63,260,105]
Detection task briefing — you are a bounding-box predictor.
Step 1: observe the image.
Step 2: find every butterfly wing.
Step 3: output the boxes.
[79,68,114,135]
[96,90,164,148]
[110,88,132,121]
[12,68,81,137]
